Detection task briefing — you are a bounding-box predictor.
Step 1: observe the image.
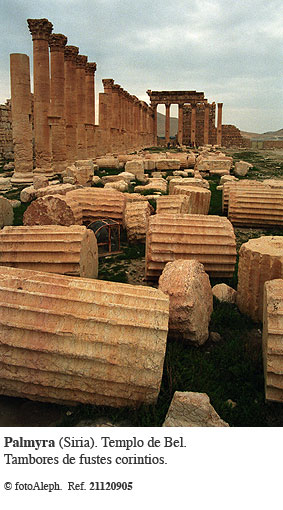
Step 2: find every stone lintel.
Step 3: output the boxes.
[49,33,68,52]
[27,18,53,41]
[85,62,97,75]
[76,55,88,68]
[64,45,79,61]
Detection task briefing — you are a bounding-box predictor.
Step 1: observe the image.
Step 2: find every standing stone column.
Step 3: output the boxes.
[191,105,197,147]
[102,79,114,152]
[64,45,79,163]
[27,18,53,176]
[165,103,170,145]
[49,33,67,173]
[204,103,210,145]
[152,105,158,146]
[178,103,184,146]
[217,102,223,146]
[10,54,34,184]
[85,62,97,157]
[76,54,88,159]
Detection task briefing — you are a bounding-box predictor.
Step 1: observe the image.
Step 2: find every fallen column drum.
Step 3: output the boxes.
[66,188,126,225]
[0,225,98,278]
[146,214,236,279]
[0,267,169,407]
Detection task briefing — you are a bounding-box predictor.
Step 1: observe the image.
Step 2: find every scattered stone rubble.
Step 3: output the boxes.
[124,200,151,243]
[23,194,83,226]
[163,391,229,427]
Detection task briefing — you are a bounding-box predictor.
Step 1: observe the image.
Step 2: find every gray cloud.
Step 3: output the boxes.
[0,0,282,131]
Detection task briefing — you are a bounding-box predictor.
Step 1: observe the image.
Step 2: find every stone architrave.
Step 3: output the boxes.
[173,185,211,214]
[85,62,97,157]
[262,279,283,403]
[236,236,283,322]
[0,225,98,278]
[10,54,34,184]
[163,392,229,427]
[27,18,53,176]
[146,214,236,280]
[49,33,68,173]
[0,266,169,406]
[64,45,79,163]
[76,55,88,159]
[159,259,213,345]
[0,197,14,228]
[23,194,83,226]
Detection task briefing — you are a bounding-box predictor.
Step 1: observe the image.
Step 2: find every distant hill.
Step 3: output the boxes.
[240,128,283,141]
[157,112,178,137]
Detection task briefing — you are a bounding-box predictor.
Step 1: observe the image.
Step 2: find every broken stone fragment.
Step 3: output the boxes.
[159,259,213,345]
[23,194,83,226]
[234,160,253,177]
[163,391,229,427]
[0,197,14,228]
[212,283,237,303]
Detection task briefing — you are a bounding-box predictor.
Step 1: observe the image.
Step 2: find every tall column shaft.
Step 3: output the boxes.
[27,18,53,175]
[10,53,34,184]
[178,104,183,145]
[165,103,170,144]
[49,33,67,172]
[217,103,223,146]
[85,62,96,157]
[76,55,88,159]
[191,105,196,146]
[64,45,79,163]
[153,105,158,145]
[204,103,210,145]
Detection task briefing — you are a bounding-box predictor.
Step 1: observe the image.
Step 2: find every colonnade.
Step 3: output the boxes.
[10,18,155,183]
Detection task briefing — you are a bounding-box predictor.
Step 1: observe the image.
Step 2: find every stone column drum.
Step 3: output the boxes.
[64,45,79,163]
[0,225,98,278]
[237,236,283,322]
[10,54,34,184]
[76,54,88,159]
[146,214,236,279]
[262,279,283,403]
[23,194,83,226]
[173,185,211,215]
[0,266,169,406]
[156,195,190,215]
[66,188,126,225]
[228,188,283,227]
[124,200,151,244]
[49,33,68,173]
[27,18,53,176]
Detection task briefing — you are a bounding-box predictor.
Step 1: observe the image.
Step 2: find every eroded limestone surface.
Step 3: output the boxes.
[23,194,83,226]
[163,391,229,427]
[125,201,151,243]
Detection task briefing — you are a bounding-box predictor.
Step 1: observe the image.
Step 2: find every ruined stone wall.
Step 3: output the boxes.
[222,125,251,148]
[183,103,216,146]
[0,100,13,166]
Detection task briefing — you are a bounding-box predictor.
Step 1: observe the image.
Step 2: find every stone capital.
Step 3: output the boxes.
[64,45,79,61]
[76,55,88,68]
[218,102,223,107]
[49,33,68,52]
[27,18,53,41]
[85,62,97,75]
[102,79,114,89]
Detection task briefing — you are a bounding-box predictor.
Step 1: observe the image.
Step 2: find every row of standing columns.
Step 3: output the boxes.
[157,102,223,147]
[10,18,154,184]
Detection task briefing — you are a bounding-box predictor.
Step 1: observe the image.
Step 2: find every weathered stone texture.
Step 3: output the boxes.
[66,188,126,224]
[155,159,180,171]
[212,283,237,304]
[0,225,98,278]
[0,197,14,228]
[262,279,283,403]
[0,266,169,406]
[0,101,13,166]
[64,160,94,186]
[173,185,211,214]
[222,180,269,214]
[156,195,190,215]
[104,180,128,192]
[159,260,213,345]
[228,188,283,227]
[196,156,232,175]
[237,236,283,322]
[23,194,82,226]
[234,160,253,177]
[169,177,207,194]
[134,178,167,194]
[125,201,151,243]
[146,214,236,279]
[163,391,229,427]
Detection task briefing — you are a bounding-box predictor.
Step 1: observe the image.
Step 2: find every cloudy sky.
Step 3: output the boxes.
[0,0,282,132]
